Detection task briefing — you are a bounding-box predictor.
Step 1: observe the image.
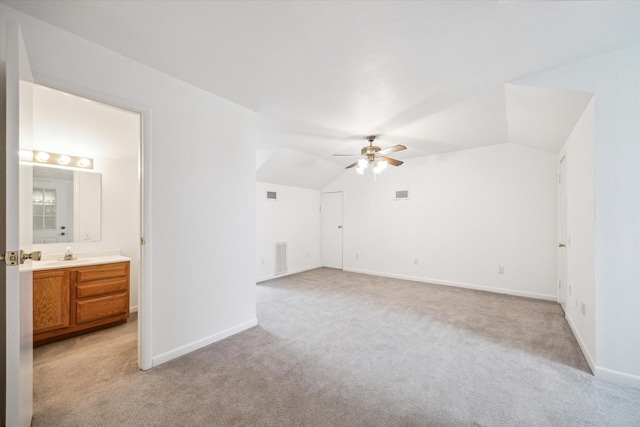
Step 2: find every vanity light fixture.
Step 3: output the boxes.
[32,150,94,169]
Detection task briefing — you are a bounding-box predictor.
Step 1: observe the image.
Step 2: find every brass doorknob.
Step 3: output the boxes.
[558,243,566,248]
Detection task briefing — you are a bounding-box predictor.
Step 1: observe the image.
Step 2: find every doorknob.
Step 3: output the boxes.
[20,250,42,264]
[338,225,342,229]
[558,243,566,248]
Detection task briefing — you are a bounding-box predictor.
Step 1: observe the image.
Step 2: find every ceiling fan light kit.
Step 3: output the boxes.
[334,135,406,175]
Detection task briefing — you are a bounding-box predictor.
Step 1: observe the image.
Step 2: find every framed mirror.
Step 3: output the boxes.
[32,166,102,244]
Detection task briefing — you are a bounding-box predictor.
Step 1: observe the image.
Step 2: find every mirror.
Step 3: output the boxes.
[32,166,101,244]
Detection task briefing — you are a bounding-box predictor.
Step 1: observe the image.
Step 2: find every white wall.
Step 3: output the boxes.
[323,143,558,300]
[1,5,258,366]
[559,98,596,371]
[516,45,640,387]
[256,182,320,282]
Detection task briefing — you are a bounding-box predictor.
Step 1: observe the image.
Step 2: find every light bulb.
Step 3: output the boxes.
[357,158,368,168]
[373,160,388,174]
[58,155,71,165]
[78,158,91,168]
[356,166,365,174]
[35,151,50,162]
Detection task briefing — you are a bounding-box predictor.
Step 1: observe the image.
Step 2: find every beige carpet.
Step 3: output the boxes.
[33,268,640,426]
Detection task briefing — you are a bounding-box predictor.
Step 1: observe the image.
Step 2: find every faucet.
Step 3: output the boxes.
[64,247,74,261]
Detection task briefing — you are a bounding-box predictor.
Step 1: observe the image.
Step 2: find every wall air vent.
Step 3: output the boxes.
[395,190,409,200]
[274,242,288,275]
[266,191,277,200]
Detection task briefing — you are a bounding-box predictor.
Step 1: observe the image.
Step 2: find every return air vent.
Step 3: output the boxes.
[266,191,277,200]
[395,190,409,200]
[274,242,288,275]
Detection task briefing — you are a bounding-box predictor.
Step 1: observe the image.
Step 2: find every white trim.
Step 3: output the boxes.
[343,267,557,301]
[152,318,258,367]
[139,108,153,371]
[257,265,321,283]
[595,366,640,389]
[129,305,138,313]
[565,312,595,373]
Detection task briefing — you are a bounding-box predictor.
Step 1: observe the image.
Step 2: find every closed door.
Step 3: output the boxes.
[558,156,568,312]
[321,192,343,269]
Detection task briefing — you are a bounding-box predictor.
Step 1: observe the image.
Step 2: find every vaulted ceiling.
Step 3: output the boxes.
[4,1,639,188]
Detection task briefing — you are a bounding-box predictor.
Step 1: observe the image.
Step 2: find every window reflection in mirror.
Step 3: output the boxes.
[32,166,101,244]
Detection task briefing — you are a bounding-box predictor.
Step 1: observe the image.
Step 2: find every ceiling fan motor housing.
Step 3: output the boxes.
[361,145,380,158]
[362,135,381,162]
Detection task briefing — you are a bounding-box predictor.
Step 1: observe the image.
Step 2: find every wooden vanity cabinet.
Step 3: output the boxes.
[33,261,130,346]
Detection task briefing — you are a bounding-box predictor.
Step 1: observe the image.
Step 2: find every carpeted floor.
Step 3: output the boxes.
[33,268,640,426]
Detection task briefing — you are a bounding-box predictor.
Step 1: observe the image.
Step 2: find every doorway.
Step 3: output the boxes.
[28,84,143,357]
[321,192,343,269]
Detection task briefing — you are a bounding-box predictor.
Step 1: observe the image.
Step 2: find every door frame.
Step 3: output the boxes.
[27,76,153,370]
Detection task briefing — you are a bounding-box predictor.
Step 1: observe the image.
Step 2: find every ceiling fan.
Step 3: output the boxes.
[333,135,406,174]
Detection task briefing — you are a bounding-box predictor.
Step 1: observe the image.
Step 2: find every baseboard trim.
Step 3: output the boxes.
[257,265,321,283]
[343,268,557,301]
[129,305,138,313]
[595,365,640,389]
[565,313,595,373]
[152,318,258,367]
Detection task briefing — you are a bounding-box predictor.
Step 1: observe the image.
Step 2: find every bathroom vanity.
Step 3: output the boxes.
[32,254,130,346]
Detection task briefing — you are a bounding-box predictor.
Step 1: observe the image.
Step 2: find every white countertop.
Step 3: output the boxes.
[24,250,131,272]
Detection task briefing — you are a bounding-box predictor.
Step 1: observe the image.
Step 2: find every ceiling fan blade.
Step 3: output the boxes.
[345,160,360,169]
[378,144,407,156]
[332,154,360,157]
[380,156,403,167]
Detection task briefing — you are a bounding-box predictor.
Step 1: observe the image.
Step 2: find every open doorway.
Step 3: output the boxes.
[26,83,142,364]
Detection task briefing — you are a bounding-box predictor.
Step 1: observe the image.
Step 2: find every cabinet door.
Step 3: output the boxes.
[33,269,71,334]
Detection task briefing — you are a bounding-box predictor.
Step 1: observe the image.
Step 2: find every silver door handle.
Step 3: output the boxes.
[558,243,566,248]
[21,250,42,264]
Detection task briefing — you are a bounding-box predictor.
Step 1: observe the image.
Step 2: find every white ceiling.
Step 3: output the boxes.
[5,1,639,188]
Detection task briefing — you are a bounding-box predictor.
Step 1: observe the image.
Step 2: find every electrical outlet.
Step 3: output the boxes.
[568,285,571,296]
[414,258,419,265]
[355,254,359,260]
[498,266,504,274]
[306,252,309,258]
[581,302,586,316]
[261,258,265,265]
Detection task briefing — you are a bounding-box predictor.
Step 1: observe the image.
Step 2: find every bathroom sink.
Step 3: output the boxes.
[34,258,95,268]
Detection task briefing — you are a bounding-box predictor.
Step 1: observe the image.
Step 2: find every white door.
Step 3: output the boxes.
[558,156,568,312]
[321,192,343,269]
[3,21,35,427]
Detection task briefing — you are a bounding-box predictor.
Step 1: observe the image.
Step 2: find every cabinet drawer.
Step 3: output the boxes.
[76,262,128,283]
[76,292,128,324]
[76,278,129,299]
